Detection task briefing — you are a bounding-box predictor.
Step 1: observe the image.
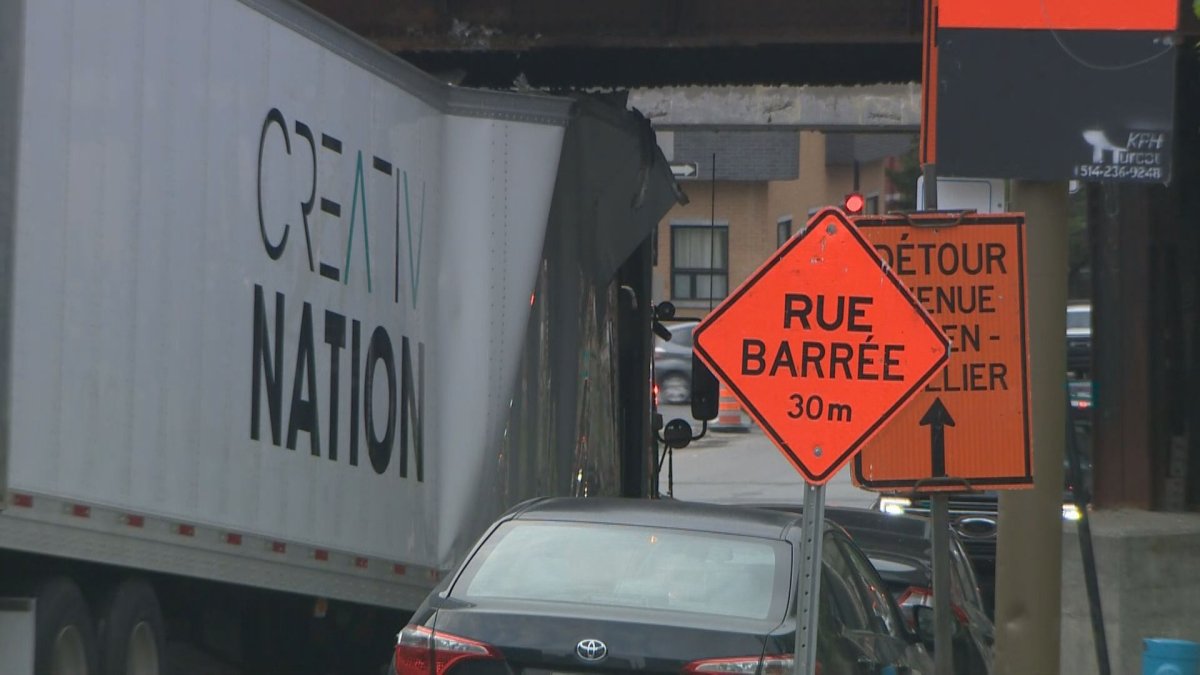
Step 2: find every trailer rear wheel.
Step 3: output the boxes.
[98,579,164,675]
[34,577,99,675]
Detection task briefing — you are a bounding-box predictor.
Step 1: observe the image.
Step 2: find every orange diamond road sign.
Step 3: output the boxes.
[853,214,1032,492]
[693,209,950,484]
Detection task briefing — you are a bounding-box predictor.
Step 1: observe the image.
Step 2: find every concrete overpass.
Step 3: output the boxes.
[302,0,924,89]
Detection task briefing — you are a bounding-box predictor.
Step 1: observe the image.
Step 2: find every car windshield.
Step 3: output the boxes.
[658,322,696,350]
[672,324,695,348]
[454,520,787,622]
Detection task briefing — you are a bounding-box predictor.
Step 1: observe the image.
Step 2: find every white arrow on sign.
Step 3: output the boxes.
[670,162,699,179]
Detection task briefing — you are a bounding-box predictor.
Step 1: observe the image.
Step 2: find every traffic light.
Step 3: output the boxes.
[843,192,866,215]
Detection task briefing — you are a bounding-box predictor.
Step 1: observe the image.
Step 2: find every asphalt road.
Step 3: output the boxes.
[657,404,879,508]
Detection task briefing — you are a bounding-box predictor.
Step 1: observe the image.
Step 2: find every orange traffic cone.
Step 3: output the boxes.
[710,383,750,433]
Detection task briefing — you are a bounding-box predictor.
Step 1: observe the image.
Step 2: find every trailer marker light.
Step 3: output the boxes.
[355,557,369,569]
[225,533,243,545]
[71,504,91,518]
[177,524,195,537]
[315,549,329,561]
[12,494,33,508]
[393,564,407,576]
[124,515,145,528]
[272,541,287,553]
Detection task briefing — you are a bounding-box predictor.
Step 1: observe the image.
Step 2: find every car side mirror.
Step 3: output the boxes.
[652,302,676,340]
[691,357,720,421]
[662,418,694,449]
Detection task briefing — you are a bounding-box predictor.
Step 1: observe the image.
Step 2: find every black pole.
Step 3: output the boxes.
[922,162,938,211]
[1067,398,1111,675]
[667,442,674,497]
[709,151,717,306]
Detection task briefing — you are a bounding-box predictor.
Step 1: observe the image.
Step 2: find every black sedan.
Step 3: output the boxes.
[823,508,995,675]
[718,503,993,675]
[393,498,932,675]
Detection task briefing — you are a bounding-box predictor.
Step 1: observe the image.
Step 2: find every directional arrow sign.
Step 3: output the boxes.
[693,209,950,484]
[920,398,956,478]
[670,162,699,179]
[853,214,1032,491]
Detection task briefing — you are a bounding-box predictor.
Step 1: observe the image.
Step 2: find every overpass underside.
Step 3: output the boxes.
[303,0,923,89]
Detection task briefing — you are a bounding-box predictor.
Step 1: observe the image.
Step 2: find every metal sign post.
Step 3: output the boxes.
[922,160,952,675]
[794,483,826,675]
[930,495,954,675]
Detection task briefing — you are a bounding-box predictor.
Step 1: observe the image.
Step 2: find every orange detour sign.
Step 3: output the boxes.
[693,209,950,485]
[853,214,1032,492]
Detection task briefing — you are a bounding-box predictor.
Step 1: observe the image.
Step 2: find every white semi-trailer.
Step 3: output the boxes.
[0,0,678,672]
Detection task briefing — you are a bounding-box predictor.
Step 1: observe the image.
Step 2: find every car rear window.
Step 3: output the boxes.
[454,521,788,622]
[870,557,922,575]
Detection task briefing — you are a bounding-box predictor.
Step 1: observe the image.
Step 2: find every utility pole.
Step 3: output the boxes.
[993,180,1068,675]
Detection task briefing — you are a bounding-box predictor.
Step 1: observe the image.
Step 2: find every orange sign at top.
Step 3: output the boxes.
[939,0,1177,31]
[693,209,949,485]
[853,214,1032,492]
[919,0,939,165]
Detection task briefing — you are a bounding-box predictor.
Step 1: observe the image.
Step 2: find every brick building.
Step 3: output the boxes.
[652,130,914,317]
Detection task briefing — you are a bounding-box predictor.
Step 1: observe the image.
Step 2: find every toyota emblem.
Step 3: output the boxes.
[576,638,608,662]
[954,515,998,539]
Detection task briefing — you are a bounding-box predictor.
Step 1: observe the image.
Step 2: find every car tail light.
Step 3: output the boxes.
[951,603,969,624]
[897,586,970,625]
[897,585,932,607]
[394,624,502,675]
[683,655,795,675]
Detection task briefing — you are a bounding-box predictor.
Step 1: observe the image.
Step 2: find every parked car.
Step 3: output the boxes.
[725,502,993,674]
[1067,303,1091,376]
[654,320,697,404]
[392,498,932,675]
[1068,379,1093,435]
[873,492,1000,616]
[824,507,995,675]
[1068,379,1092,415]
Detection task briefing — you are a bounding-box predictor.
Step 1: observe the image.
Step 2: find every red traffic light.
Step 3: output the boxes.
[843,192,866,215]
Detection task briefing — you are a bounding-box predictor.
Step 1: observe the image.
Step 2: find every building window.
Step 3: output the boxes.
[671,225,728,301]
[777,218,793,247]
